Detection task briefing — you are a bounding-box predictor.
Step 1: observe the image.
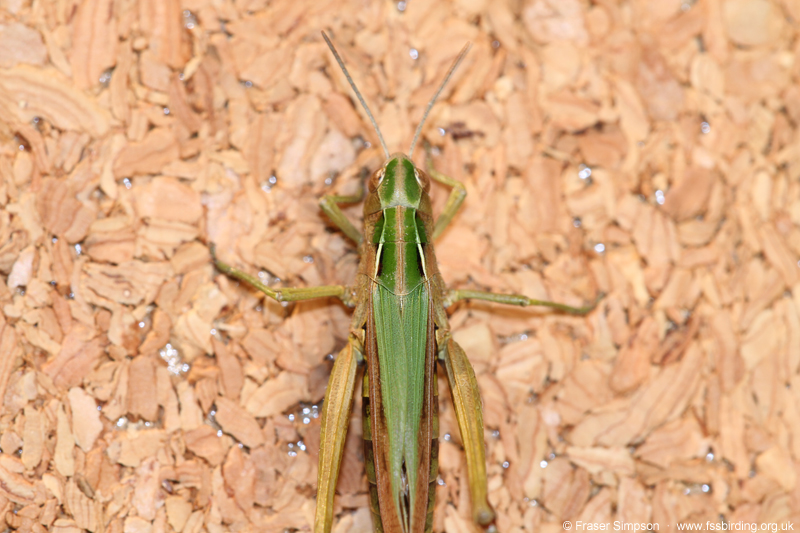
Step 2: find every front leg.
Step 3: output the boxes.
[426,149,467,241]
[319,176,366,245]
[211,244,354,306]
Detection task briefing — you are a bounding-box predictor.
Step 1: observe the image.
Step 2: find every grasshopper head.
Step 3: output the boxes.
[365,153,432,215]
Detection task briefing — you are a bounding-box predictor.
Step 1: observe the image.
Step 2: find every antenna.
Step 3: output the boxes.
[322,31,390,159]
[408,42,471,158]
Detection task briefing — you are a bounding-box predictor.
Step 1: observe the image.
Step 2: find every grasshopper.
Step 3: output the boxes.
[212,32,600,533]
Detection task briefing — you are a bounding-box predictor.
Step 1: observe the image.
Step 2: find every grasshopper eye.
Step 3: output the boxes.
[413,168,429,190]
[378,168,386,184]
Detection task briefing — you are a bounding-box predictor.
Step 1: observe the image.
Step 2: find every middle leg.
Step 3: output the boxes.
[445,289,604,315]
[211,245,354,306]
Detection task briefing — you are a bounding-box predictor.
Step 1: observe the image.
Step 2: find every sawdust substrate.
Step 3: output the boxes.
[1,0,800,531]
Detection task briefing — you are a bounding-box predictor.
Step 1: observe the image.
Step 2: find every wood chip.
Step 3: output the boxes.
[0,23,47,68]
[0,66,110,136]
[114,129,180,178]
[68,387,103,453]
[566,446,636,476]
[20,405,44,470]
[214,396,264,449]
[132,458,161,521]
[165,495,193,532]
[0,456,36,503]
[55,402,76,477]
[64,480,102,532]
[183,425,229,467]
[244,372,309,418]
[722,0,785,47]
[107,428,166,468]
[127,355,159,421]
[69,0,118,89]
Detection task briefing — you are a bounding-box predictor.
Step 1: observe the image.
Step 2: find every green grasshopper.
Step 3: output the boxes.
[212,32,600,533]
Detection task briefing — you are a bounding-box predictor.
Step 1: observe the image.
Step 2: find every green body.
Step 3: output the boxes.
[211,33,601,533]
[212,152,600,533]
[364,156,438,532]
